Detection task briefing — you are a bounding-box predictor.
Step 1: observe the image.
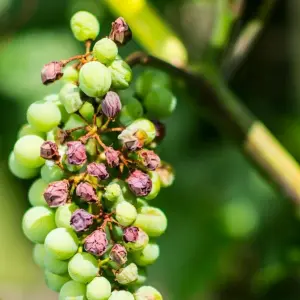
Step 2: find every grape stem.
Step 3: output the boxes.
[126,51,300,204]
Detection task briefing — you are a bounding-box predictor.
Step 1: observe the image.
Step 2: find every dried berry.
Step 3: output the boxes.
[127,170,152,197]
[118,128,145,151]
[152,120,166,142]
[76,182,98,203]
[105,147,120,168]
[66,141,87,165]
[138,150,160,171]
[109,17,132,46]
[70,209,94,232]
[43,180,69,207]
[87,162,109,180]
[123,226,149,252]
[84,229,108,256]
[123,226,139,243]
[40,141,60,160]
[102,91,122,118]
[41,61,63,85]
[109,244,127,266]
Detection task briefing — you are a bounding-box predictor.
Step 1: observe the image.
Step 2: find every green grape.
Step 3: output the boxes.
[115,201,137,227]
[64,114,86,140]
[144,171,161,201]
[45,250,69,275]
[144,87,177,119]
[44,94,70,123]
[8,152,39,179]
[41,163,65,183]
[134,207,167,237]
[79,61,111,98]
[14,135,45,168]
[103,182,123,202]
[115,263,138,285]
[108,59,132,90]
[22,206,56,243]
[93,38,118,65]
[28,178,48,206]
[126,119,156,144]
[45,228,79,260]
[108,290,134,300]
[55,203,79,229]
[86,276,112,300]
[32,243,46,269]
[134,286,162,300]
[132,243,159,266]
[71,11,100,42]
[62,66,79,83]
[44,270,71,292]
[79,102,94,123]
[27,100,61,132]
[59,83,83,114]
[68,252,98,284]
[59,280,87,300]
[135,69,171,99]
[119,98,144,126]
[18,123,46,139]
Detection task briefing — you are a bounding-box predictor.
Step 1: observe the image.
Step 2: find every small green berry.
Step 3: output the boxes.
[108,59,132,90]
[93,38,118,65]
[59,83,83,114]
[70,11,100,41]
[79,61,111,97]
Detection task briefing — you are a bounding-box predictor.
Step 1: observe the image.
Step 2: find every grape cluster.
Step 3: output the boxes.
[9,11,176,300]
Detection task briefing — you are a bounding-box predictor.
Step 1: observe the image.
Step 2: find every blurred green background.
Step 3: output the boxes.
[0,0,299,299]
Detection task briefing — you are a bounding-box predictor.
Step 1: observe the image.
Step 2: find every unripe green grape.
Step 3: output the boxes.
[79,101,94,123]
[115,201,137,227]
[135,69,171,99]
[70,11,100,41]
[59,280,87,300]
[62,66,79,83]
[126,118,156,144]
[132,243,160,266]
[28,178,48,206]
[44,251,69,275]
[134,286,162,300]
[14,135,45,168]
[68,252,98,284]
[108,59,132,90]
[64,114,86,140]
[115,263,138,285]
[93,38,118,65]
[22,206,56,243]
[108,290,134,300]
[134,207,167,237]
[144,87,177,119]
[124,229,149,252]
[27,100,61,132]
[44,94,70,123]
[59,83,83,114]
[104,182,123,202]
[44,270,71,292]
[18,123,46,139]
[8,152,39,179]
[32,244,46,269]
[41,163,65,183]
[55,203,79,229]
[45,228,79,260]
[119,98,144,126]
[144,171,161,201]
[86,277,112,300]
[79,61,111,98]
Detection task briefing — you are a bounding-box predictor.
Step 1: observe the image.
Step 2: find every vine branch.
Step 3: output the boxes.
[126,51,300,204]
